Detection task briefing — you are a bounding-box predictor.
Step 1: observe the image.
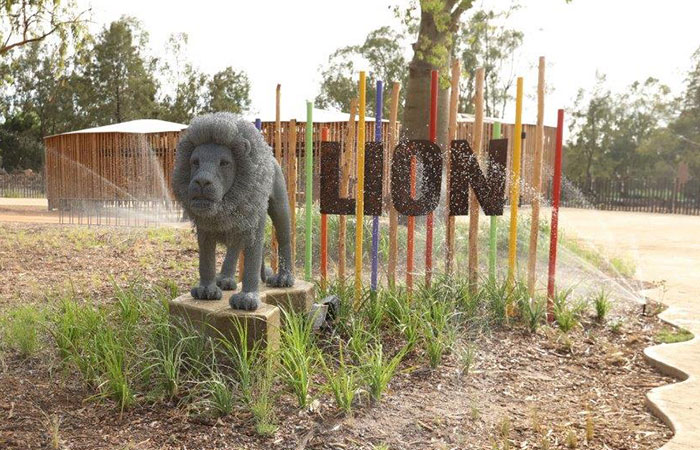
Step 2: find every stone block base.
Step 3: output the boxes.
[168,281,315,351]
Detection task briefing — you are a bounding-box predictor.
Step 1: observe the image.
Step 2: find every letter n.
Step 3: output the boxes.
[449,138,508,216]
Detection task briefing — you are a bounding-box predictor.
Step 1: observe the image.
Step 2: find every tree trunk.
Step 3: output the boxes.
[403,62,450,146]
[401,2,469,148]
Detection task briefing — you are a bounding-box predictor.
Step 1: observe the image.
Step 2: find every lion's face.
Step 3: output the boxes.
[186,143,236,217]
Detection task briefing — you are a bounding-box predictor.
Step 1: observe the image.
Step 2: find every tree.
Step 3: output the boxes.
[638,48,700,181]
[157,33,208,123]
[457,6,523,118]
[566,75,674,184]
[0,0,89,56]
[6,42,81,136]
[400,0,473,142]
[77,17,158,125]
[317,26,408,118]
[205,67,251,114]
[565,75,615,185]
[0,112,44,171]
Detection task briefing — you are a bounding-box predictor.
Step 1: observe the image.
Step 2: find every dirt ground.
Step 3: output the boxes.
[0,219,677,449]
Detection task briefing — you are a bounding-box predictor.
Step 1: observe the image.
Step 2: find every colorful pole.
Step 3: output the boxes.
[489,122,501,283]
[286,119,297,275]
[304,101,313,281]
[547,109,564,322]
[426,70,438,287]
[320,127,329,290]
[507,77,524,285]
[338,99,357,281]
[354,72,366,303]
[273,85,282,272]
[527,57,546,297]
[387,83,401,288]
[446,60,460,276]
[371,80,383,292]
[468,67,485,293]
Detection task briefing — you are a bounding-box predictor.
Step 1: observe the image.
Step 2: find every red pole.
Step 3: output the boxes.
[407,159,416,293]
[320,127,329,290]
[547,109,564,322]
[425,69,438,287]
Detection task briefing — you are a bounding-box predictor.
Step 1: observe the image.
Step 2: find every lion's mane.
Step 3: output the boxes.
[172,112,276,238]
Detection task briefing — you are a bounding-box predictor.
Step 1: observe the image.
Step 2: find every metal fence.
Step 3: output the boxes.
[550,178,700,215]
[58,199,184,226]
[0,175,45,198]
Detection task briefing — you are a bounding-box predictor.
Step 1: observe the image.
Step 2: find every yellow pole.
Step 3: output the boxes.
[354,72,366,304]
[507,77,524,285]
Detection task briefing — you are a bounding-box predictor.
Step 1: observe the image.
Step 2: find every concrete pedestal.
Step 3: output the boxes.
[168,280,315,351]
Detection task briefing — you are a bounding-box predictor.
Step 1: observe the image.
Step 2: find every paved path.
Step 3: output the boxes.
[0,198,58,223]
[559,208,700,449]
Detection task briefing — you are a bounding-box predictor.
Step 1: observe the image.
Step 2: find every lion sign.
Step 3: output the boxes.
[173,113,295,311]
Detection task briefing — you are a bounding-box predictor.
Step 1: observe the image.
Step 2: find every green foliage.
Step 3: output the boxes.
[197,370,236,417]
[0,112,45,171]
[552,288,586,333]
[217,319,262,406]
[593,289,612,322]
[317,26,408,118]
[0,0,89,57]
[518,295,546,333]
[457,343,476,376]
[249,359,278,436]
[656,327,693,344]
[278,308,317,408]
[0,305,44,357]
[205,67,251,114]
[458,6,524,118]
[362,343,405,403]
[319,342,359,415]
[78,17,159,125]
[565,74,676,184]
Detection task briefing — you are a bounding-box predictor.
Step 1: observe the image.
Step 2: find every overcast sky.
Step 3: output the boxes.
[82,0,700,127]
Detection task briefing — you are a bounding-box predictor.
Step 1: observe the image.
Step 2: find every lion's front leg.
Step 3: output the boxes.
[266,166,295,288]
[229,219,264,311]
[191,230,222,300]
[217,245,240,291]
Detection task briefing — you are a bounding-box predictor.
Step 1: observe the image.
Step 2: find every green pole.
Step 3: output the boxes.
[304,101,313,281]
[489,122,501,283]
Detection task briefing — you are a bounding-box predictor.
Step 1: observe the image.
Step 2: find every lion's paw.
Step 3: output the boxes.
[216,275,237,291]
[229,291,260,311]
[266,270,295,288]
[191,283,222,300]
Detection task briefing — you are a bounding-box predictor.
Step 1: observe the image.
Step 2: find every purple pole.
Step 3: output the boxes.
[371,80,383,292]
[254,118,262,130]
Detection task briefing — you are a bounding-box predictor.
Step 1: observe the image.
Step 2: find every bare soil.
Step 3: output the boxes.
[0,223,675,449]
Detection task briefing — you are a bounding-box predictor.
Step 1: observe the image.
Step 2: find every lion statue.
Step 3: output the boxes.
[172,112,294,310]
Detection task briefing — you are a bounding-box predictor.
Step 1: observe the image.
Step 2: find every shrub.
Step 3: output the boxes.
[593,289,612,322]
[1,305,44,357]
[363,343,405,403]
[278,308,316,408]
[319,342,358,415]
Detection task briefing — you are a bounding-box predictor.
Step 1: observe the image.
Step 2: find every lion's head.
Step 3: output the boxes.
[172,112,276,236]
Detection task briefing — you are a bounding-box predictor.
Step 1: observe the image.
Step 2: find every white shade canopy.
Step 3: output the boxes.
[47,119,188,137]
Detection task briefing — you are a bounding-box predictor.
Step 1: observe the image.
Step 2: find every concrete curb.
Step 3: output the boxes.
[642,289,699,449]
